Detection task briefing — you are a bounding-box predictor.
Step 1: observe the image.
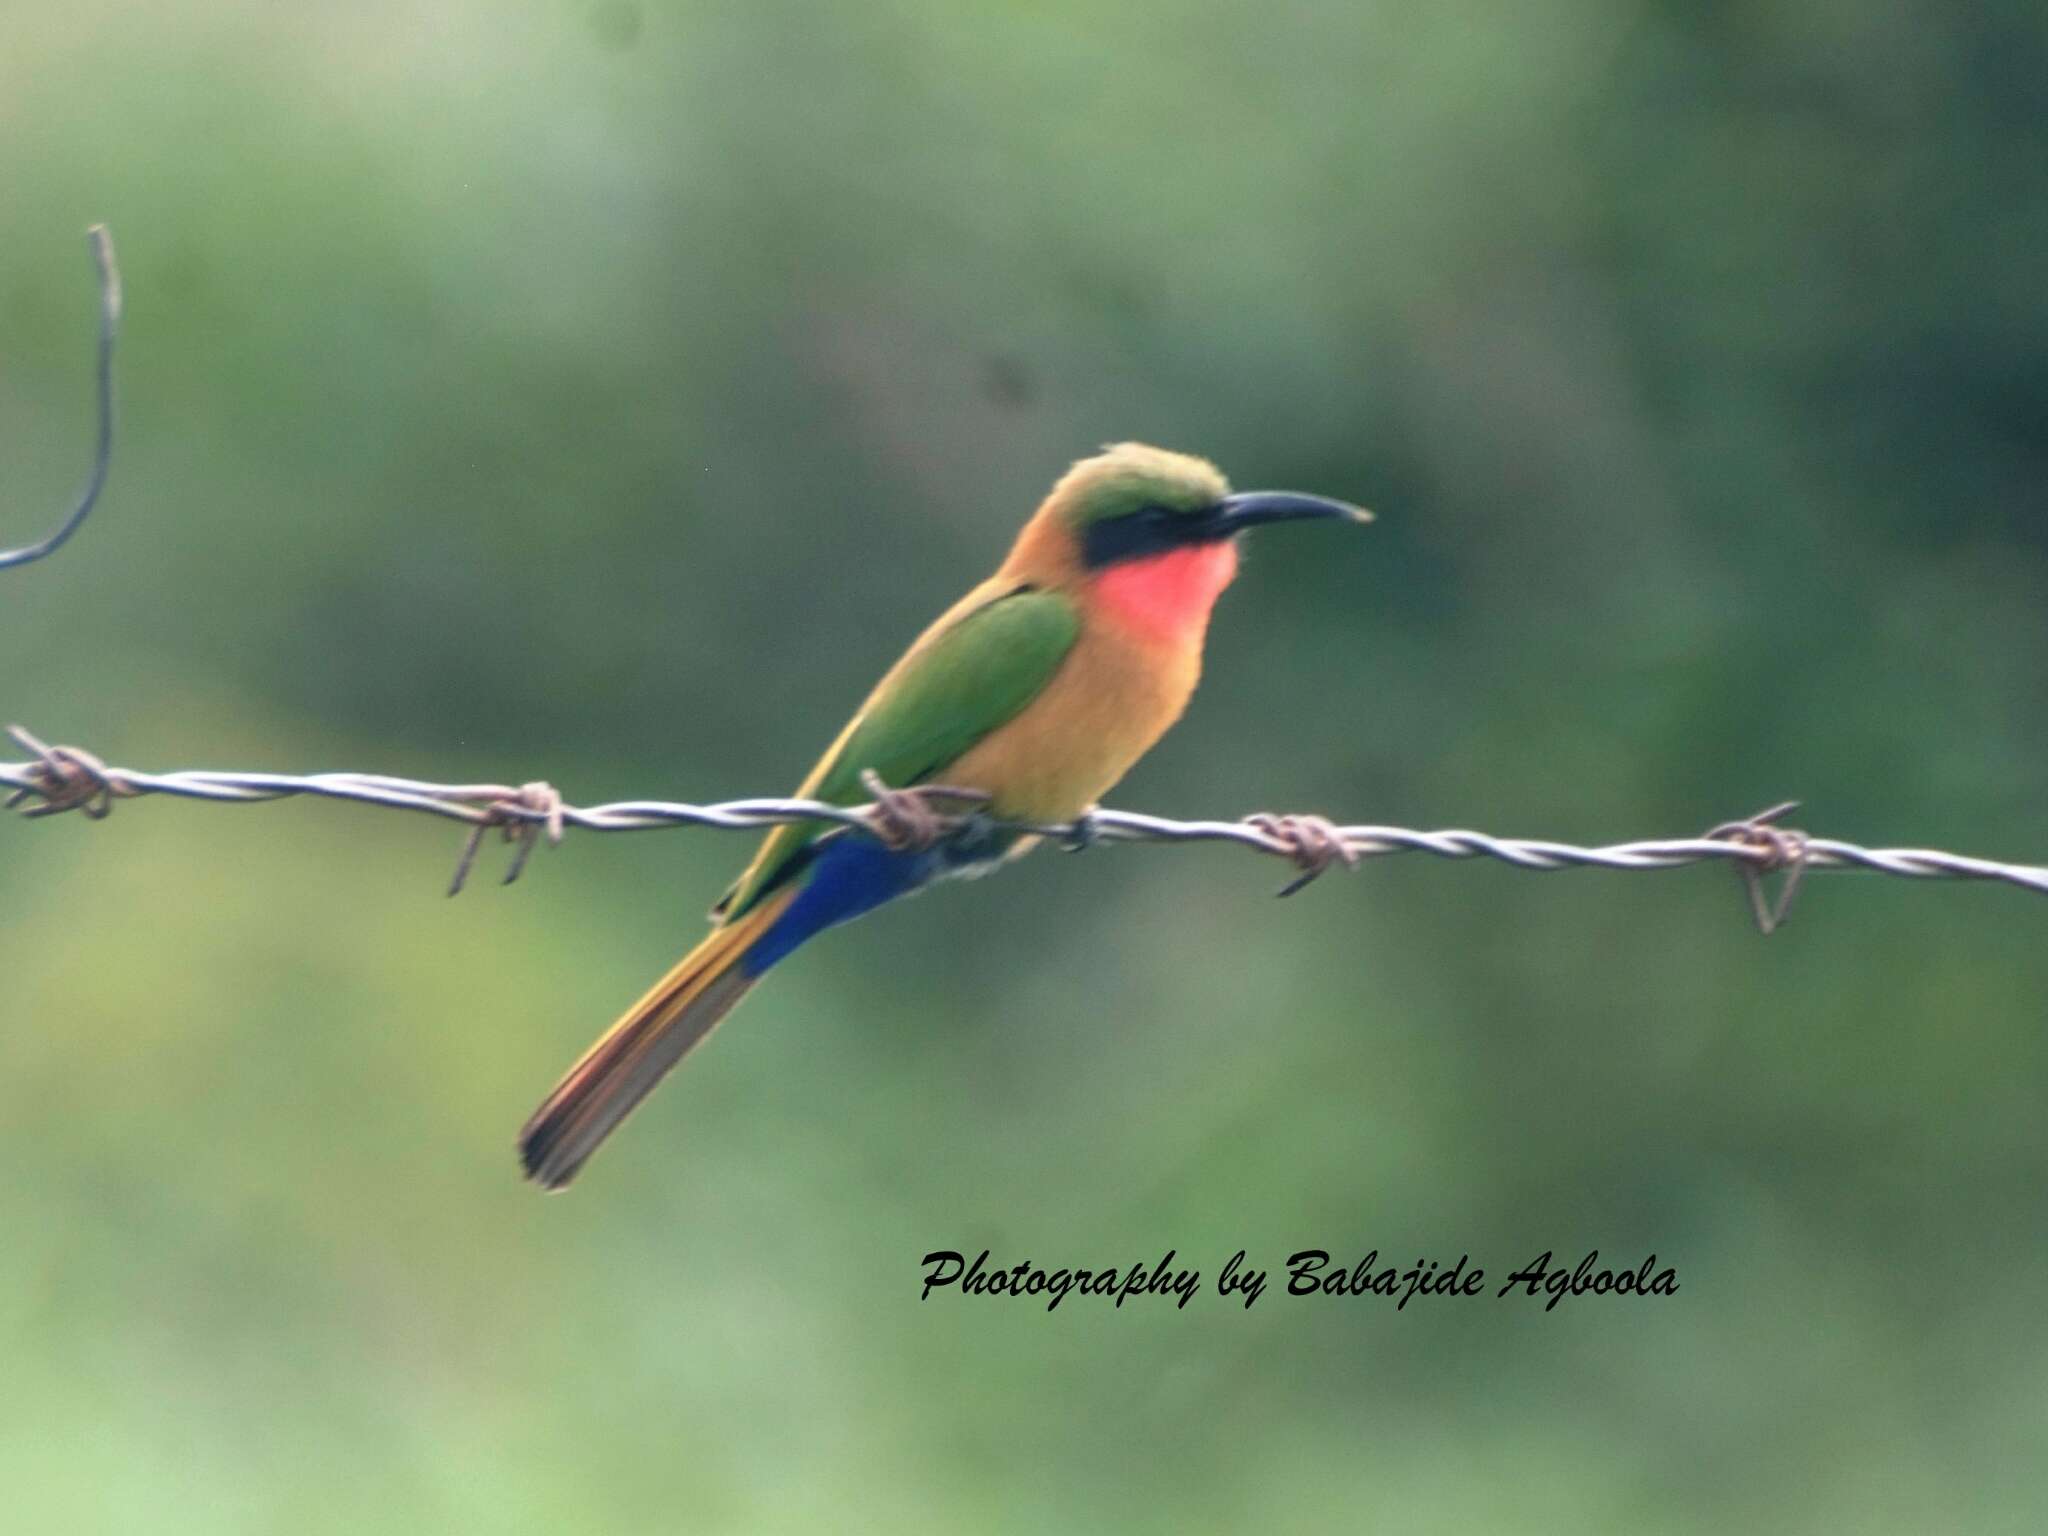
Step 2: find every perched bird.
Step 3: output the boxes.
[519,442,1369,1187]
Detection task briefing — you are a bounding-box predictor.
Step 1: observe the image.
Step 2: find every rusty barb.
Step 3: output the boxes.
[1703,800,1811,935]
[1,726,136,820]
[5,727,2048,930]
[446,781,567,897]
[1247,813,1364,897]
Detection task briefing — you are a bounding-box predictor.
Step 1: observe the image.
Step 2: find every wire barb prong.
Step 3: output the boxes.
[447,781,566,896]
[1247,812,1364,896]
[3,724,135,820]
[1704,800,1810,935]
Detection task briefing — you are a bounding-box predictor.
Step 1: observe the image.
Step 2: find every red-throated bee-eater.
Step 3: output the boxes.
[519,442,1369,1187]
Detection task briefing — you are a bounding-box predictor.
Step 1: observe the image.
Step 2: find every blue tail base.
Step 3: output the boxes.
[739,836,949,977]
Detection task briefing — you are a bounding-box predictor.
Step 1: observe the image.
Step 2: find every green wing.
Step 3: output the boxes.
[716,586,1080,920]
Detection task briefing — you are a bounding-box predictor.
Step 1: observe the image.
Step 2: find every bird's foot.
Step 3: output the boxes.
[948,808,1003,857]
[1247,812,1360,897]
[859,770,992,853]
[1060,807,1104,853]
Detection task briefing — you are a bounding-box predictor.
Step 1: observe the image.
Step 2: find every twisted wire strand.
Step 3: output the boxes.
[6,727,2047,925]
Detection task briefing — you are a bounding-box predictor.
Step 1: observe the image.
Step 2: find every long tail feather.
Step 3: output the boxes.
[519,887,797,1189]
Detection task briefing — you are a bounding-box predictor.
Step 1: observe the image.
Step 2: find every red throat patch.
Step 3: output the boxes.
[1092,541,1240,644]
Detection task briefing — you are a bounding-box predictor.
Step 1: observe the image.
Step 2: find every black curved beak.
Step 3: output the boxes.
[1205,490,1373,537]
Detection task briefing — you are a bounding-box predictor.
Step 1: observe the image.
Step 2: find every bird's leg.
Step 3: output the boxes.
[859,770,992,853]
[1246,812,1360,897]
[947,805,1002,857]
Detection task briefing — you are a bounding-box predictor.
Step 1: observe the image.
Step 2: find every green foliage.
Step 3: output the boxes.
[3,1,2046,1530]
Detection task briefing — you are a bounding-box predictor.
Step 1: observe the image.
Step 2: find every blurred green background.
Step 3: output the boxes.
[4,1,2046,1530]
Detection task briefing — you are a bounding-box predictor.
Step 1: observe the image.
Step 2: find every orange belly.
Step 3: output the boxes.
[941,615,1205,823]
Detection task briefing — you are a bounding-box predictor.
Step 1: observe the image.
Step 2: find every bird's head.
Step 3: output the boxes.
[1007,442,1369,642]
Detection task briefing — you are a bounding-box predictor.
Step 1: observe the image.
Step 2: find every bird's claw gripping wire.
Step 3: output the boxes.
[858,770,992,853]
[1247,812,1361,896]
[1704,799,1810,935]
[3,725,135,820]
[1060,807,1104,852]
[447,781,565,896]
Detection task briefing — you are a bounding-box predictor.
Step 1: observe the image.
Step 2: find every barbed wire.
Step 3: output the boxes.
[7,228,2038,938]
[7,230,2038,940]
[5,725,2045,934]
[0,227,120,571]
